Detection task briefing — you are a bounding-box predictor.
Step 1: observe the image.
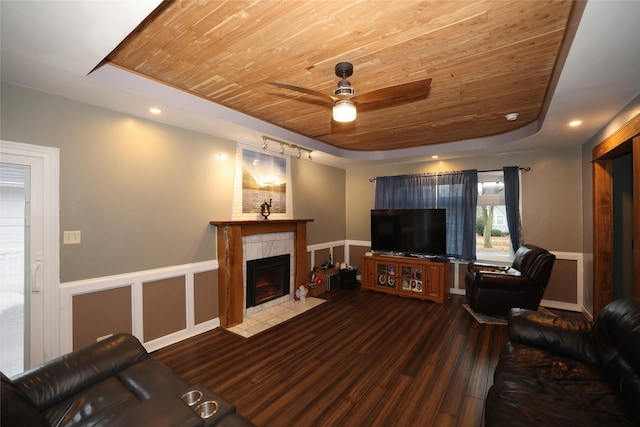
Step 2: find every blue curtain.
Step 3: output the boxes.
[374,170,477,259]
[437,171,478,259]
[374,174,438,209]
[503,166,522,252]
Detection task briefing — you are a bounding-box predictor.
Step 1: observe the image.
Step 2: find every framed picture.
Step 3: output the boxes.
[232,144,292,220]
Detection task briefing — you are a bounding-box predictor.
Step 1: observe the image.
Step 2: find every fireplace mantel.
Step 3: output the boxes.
[210,219,313,327]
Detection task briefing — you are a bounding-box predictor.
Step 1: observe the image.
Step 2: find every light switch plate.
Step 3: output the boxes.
[63,230,81,244]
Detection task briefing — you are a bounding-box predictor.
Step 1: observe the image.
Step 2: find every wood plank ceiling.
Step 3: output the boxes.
[106,0,576,152]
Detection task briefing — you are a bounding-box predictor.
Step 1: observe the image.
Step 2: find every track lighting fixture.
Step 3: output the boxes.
[260,136,313,161]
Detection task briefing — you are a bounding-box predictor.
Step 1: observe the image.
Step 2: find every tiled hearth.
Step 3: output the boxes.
[227,297,325,338]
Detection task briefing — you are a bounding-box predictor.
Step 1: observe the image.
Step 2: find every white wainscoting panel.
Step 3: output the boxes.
[59,260,219,355]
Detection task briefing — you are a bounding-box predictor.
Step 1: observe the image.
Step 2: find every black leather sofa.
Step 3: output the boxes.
[1,333,255,427]
[485,297,640,426]
[466,244,556,316]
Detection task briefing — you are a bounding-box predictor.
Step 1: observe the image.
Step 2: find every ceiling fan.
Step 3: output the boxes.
[265,62,432,123]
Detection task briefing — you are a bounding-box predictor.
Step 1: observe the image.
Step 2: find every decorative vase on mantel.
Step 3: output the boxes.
[260,198,272,219]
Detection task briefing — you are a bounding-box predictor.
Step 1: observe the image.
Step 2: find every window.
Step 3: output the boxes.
[476,171,512,260]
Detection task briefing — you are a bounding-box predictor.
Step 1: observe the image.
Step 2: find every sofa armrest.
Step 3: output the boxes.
[100,394,204,427]
[12,333,149,411]
[508,308,599,365]
[468,262,509,273]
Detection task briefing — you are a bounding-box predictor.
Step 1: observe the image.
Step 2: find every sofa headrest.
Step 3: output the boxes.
[11,333,149,411]
[595,297,640,425]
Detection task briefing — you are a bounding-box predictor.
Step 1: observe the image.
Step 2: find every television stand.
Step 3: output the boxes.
[360,253,450,303]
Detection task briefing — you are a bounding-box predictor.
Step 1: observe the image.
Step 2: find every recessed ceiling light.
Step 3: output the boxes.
[432,155,439,159]
[149,107,162,114]
[505,113,519,121]
[569,120,582,127]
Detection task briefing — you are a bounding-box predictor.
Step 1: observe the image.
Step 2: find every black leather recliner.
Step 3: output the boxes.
[1,333,255,427]
[465,244,556,316]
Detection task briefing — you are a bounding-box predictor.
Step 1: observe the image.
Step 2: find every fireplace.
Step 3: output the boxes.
[246,254,291,308]
[210,219,311,327]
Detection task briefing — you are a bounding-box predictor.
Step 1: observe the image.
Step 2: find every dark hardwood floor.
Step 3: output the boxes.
[152,291,511,427]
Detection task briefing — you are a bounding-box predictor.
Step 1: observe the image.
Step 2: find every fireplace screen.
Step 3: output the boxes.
[246,254,291,308]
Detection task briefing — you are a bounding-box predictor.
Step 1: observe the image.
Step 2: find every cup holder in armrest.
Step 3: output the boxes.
[196,400,219,418]
[179,384,236,426]
[181,389,203,406]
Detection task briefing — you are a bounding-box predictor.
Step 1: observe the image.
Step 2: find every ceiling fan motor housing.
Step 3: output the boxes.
[335,62,354,78]
[334,85,355,97]
[334,62,355,96]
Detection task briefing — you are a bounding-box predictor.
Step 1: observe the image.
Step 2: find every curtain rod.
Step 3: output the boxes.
[368,166,530,182]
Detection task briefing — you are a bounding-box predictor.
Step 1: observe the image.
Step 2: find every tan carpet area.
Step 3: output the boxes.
[463,303,556,325]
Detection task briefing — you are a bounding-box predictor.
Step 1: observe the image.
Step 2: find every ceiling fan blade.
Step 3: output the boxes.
[352,78,432,104]
[265,81,337,104]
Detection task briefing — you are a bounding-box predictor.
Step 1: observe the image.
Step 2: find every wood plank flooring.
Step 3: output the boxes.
[152,291,510,427]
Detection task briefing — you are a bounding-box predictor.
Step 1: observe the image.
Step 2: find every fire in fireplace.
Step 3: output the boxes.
[246,254,291,308]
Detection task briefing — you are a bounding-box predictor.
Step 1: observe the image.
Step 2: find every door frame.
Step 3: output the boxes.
[0,140,60,363]
[592,114,640,317]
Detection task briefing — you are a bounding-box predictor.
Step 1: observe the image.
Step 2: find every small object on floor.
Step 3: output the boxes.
[295,285,308,303]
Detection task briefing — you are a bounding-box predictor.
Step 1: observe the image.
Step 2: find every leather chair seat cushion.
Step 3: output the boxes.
[43,375,143,426]
[486,343,633,426]
[42,359,197,426]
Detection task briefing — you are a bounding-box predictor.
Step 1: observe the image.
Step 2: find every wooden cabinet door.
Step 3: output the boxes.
[398,263,424,295]
[425,264,442,300]
[361,257,376,289]
[376,261,398,291]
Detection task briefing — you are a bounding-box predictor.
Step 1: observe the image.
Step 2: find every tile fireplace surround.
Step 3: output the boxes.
[209,219,313,328]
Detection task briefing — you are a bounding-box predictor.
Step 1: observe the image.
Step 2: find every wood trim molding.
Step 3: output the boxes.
[592,114,639,317]
[592,159,614,316]
[592,115,640,160]
[634,137,640,297]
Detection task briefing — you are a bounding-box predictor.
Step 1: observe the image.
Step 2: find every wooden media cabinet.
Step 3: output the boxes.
[361,253,450,303]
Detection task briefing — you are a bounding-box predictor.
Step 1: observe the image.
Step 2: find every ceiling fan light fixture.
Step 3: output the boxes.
[333,99,357,123]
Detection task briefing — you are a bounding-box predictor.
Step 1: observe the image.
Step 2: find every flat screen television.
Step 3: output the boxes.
[371,209,447,257]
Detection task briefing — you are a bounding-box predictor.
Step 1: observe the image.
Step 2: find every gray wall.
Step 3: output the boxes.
[291,159,346,245]
[346,148,584,253]
[1,83,346,282]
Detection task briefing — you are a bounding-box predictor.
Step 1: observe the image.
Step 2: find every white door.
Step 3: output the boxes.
[0,141,59,375]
